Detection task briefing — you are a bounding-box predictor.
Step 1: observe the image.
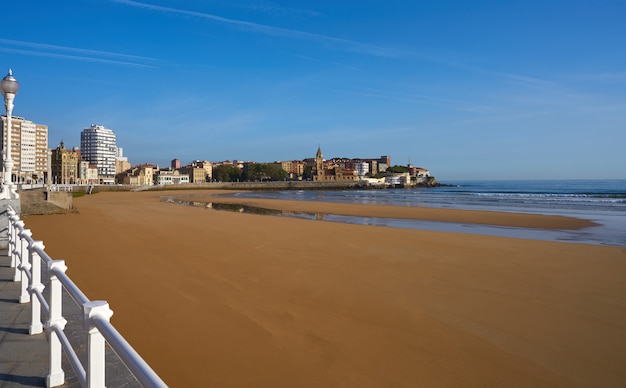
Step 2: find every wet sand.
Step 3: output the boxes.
[167,191,598,230]
[25,190,626,387]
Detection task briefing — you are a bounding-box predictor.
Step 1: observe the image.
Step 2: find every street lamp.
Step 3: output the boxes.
[0,69,19,199]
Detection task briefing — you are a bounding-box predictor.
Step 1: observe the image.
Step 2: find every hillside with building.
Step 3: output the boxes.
[1,116,436,190]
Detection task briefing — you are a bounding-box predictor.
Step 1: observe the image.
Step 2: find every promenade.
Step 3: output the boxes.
[0,251,142,387]
[0,251,49,386]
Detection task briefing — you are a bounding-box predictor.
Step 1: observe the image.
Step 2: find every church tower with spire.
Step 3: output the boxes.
[314,146,324,181]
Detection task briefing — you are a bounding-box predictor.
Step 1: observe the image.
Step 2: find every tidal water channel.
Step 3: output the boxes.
[161,197,620,246]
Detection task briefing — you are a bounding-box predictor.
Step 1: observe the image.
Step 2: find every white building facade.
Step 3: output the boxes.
[1,115,49,184]
[355,161,370,178]
[80,124,117,181]
[155,170,189,185]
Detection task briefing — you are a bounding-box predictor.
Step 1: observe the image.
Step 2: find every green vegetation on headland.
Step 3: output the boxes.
[213,163,288,182]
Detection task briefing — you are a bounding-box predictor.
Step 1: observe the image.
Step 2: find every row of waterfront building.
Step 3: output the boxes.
[1,116,123,185]
[1,116,430,187]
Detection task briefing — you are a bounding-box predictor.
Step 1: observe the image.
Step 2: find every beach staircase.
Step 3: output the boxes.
[0,206,167,387]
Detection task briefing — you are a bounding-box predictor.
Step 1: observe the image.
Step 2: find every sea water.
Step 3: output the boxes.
[227,180,626,246]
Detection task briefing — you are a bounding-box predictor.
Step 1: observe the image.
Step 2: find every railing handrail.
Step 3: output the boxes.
[7,205,167,388]
[93,316,166,387]
[31,244,92,307]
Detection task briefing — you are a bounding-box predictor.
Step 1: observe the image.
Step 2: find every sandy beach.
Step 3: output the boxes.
[24,190,626,387]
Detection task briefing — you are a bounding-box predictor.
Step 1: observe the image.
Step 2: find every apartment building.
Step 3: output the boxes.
[178,166,206,183]
[276,161,292,174]
[155,169,189,185]
[80,124,117,183]
[50,141,79,184]
[77,160,99,185]
[0,115,49,184]
[354,161,370,178]
[274,160,305,180]
[189,160,213,182]
[377,156,390,172]
[118,164,154,186]
[116,147,131,174]
[116,158,131,175]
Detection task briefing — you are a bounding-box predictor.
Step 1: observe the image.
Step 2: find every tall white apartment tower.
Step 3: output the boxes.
[80,124,117,180]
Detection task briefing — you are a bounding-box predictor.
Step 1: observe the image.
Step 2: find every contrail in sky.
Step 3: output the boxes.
[0,38,158,68]
[110,0,396,57]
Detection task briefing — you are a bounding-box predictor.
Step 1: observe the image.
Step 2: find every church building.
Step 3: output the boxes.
[312,147,358,181]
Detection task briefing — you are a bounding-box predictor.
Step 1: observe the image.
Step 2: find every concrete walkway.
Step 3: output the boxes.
[0,252,49,387]
[0,253,143,387]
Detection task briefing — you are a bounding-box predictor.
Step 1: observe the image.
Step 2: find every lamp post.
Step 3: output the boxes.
[0,69,19,199]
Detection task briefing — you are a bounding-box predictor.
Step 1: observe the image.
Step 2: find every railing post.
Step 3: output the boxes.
[84,300,114,388]
[8,211,20,268]
[10,219,24,281]
[28,240,45,335]
[47,260,68,387]
[7,214,15,259]
[17,229,32,304]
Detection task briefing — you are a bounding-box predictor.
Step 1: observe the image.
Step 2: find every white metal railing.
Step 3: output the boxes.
[7,206,168,388]
[48,184,74,192]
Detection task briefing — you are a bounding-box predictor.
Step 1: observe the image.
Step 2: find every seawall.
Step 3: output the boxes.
[19,188,74,216]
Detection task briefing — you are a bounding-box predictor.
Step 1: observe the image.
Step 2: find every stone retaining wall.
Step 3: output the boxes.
[19,189,73,216]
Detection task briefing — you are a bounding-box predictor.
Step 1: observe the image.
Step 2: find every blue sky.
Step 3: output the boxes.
[1,0,625,180]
